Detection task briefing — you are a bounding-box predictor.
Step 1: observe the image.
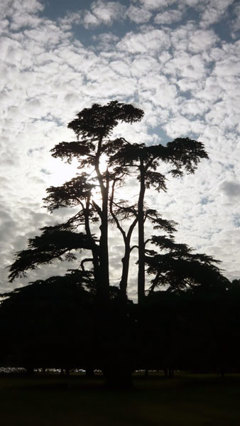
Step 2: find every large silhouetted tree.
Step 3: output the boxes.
[9,101,143,301]
[9,101,216,304]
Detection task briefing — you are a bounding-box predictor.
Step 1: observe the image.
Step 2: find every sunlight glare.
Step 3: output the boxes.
[99,153,108,174]
[46,157,79,186]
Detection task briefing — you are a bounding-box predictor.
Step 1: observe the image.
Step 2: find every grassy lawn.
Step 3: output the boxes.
[0,373,240,425]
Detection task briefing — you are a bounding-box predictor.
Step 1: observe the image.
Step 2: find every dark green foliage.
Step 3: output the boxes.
[146,209,177,234]
[166,138,208,173]
[110,137,208,175]
[8,227,98,282]
[135,282,240,374]
[1,271,96,370]
[67,101,144,139]
[0,273,136,377]
[51,141,93,162]
[145,234,225,291]
[43,175,94,211]
[3,278,240,376]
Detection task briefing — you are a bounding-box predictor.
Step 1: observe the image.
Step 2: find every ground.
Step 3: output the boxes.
[0,373,240,425]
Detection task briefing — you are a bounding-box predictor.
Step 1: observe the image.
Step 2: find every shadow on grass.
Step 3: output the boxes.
[1,373,240,426]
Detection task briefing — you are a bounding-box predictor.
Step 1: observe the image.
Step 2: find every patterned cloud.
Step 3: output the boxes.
[0,0,240,296]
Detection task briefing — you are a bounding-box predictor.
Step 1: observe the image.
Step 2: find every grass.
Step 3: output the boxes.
[0,373,240,425]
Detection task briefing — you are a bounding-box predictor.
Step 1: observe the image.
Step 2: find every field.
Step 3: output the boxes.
[0,373,240,425]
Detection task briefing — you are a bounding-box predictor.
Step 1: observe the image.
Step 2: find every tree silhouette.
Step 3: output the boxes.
[7,100,233,386]
[9,101,143,301]
[110,138,208,302]
[1,271,97,372]
[145,234,227,292]
[9,101,218,304]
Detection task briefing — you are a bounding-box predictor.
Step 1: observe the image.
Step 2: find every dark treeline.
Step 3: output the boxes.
[1,279,240,384]
[2,101,238,387]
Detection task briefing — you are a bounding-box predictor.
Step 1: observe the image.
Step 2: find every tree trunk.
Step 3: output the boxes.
[119,217,138,299]
[85,367,95,378]
[83,199,101,294]
[95,140,110,300]
[99,185,109,298]
[25,367,34,376]
[103,364,133,389]
[138,160,145,304]
[120,245,131,298]
[110,177,138,300]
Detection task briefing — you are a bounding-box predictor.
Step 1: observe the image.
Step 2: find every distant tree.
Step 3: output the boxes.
[230,279,240,290]
[2,271,138,377]
[1,271,96,372]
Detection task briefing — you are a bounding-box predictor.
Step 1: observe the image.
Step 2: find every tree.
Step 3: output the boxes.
[145,234,228,293]
[9,101,143,301]
[1,271,96,372]
[110,138,208,302]
[9,101,216,304]
[6,101,233,386]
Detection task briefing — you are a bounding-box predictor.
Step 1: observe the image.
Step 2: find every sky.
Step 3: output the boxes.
[0,0,240,298]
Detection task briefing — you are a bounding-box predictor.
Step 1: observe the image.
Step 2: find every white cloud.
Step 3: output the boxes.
[83,10,100,27]
[139,74,178,109]
[164,115,204,137]
[188,29,219,53]
[178,98,209,117]
[1,0,44,15]
[154,9,183,25]
[88,0,125,27]
[136,0,177,11]
[131,55,160,76]
[59,0,126,29]
[58,11,83,31]
[200,0,234,28]
[164,51,208,84]
[110,59,132,77]
[126,5,152,24]
[1,0,44,31]
[117,28,171,53]
[168,25,219,54]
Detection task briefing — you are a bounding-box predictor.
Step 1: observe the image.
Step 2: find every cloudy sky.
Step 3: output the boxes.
[1,0,240,297]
